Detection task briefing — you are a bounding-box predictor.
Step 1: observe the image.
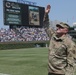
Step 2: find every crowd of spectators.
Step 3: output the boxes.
[0,27,49,42]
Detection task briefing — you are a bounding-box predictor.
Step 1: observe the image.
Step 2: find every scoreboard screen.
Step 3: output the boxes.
[29,6,40,25]
[3,1,45,27]
[4,1,22,25]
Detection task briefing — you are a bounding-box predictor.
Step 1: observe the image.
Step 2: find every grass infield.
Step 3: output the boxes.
[0,47,48,75]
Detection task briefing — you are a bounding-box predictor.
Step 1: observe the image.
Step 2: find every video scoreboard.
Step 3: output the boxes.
[3,1,45,27]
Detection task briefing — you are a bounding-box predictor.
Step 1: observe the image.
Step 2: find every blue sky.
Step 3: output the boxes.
[0,0,76,28]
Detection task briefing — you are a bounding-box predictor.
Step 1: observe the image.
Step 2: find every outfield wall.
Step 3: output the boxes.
[0,41,49,50]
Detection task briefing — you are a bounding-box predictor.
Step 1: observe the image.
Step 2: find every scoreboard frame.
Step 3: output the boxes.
[3,1,45,27]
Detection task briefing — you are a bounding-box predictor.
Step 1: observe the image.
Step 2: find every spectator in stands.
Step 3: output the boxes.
[0,27,49,42]
[43,4,76,75]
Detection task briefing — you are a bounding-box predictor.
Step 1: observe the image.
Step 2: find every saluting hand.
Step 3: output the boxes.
[45,4,51,14]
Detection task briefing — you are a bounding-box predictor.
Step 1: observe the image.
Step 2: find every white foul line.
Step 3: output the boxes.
[0,73,10,75]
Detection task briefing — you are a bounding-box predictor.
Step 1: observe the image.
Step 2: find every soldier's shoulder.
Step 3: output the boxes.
[64,35,76,46]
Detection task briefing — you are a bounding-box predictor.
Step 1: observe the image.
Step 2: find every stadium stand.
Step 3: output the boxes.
[0,27,49,42]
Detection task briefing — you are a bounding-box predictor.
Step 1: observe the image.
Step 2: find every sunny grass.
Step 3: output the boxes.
[0,47,48,75]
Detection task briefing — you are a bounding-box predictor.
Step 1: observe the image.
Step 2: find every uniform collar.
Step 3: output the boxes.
[53,34,67,41]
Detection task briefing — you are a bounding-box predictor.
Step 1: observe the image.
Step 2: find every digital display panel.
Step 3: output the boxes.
[3,1,45,27]
[4,1,22,25]
[29,6,40,25]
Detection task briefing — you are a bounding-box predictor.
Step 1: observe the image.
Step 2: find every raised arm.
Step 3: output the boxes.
[43,4,51,28]
[43,5,54,38]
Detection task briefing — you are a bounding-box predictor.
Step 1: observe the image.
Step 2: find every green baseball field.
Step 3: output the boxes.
[0,47,76,75]
[0,47,48,75]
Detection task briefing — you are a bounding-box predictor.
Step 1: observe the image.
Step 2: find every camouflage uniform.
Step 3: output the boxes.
[43,13,76,75]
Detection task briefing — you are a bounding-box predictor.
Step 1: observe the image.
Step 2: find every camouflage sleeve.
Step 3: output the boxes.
[43,13,55,39]
[43,13,49,28]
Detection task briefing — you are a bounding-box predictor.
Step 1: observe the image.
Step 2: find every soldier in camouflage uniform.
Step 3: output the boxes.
[43,5,76,75]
